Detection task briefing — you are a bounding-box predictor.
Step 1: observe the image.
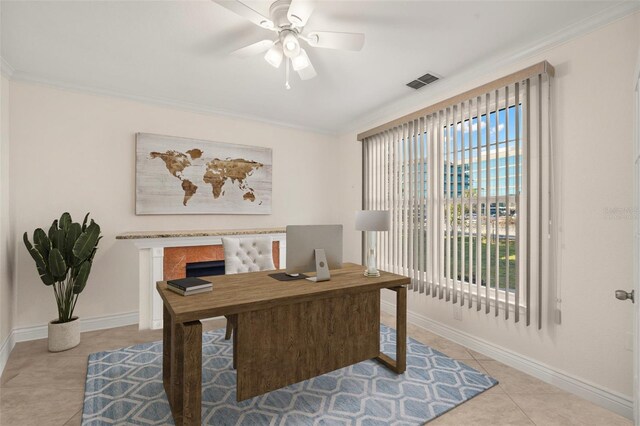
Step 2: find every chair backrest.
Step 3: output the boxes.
[222,237,276,275]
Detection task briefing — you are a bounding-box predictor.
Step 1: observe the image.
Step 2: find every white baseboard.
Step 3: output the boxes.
[381,300,634,420]
[1,311,137,376]
[12,311,139,343]
[2,311,223,375]
[0,331,16,377]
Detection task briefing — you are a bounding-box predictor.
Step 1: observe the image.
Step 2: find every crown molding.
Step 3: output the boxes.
[2,3,638,136]
[0,57,15,78]
[342,2,640,137]
[7,70,337,136]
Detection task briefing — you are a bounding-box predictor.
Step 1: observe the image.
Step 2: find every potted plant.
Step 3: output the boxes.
[23,212,101,352]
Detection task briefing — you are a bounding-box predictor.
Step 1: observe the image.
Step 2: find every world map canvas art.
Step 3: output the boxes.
[136,133,272,215]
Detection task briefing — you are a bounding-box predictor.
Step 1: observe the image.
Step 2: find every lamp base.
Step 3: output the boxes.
[363,269,380,278]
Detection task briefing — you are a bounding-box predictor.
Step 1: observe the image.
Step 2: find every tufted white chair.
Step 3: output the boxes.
[222,237,275,274]
[222,237,275,344]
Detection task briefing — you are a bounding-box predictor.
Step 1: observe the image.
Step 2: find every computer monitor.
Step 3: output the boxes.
[286,225,343,282]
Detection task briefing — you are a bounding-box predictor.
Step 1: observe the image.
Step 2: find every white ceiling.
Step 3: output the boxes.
[0,0,634,133]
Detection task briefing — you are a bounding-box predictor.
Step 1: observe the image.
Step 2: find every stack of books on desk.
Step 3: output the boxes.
[167,277,212,296]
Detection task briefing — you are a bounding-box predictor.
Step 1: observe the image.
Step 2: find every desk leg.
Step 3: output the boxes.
[231,315,238,370]
[376,286,407,374]
[170,319,202,426]
[396,286,407,372]
[163,305,172,405]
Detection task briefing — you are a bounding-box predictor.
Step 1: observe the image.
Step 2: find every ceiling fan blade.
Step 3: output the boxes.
[231,39,274,57]
[287,0,314,27]
[297,60,317,81]
[306,31,365,51]
[212,0,275,30]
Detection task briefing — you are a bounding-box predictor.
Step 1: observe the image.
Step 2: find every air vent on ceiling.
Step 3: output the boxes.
[406,72,440,90]
[406,80,426,90]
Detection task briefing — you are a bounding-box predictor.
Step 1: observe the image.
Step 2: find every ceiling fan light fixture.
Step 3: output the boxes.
[259,20,274,29]
[264,42,283,68]
[292,49,310,71]
[307,34,320,45]
[289,14,302,25]
[282,32,300,58]
[213,0,366,88]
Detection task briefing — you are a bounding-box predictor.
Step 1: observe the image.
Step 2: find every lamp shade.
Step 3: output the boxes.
[355,210,390,231]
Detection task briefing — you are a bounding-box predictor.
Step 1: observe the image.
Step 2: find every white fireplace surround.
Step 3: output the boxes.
[126,231,286,330]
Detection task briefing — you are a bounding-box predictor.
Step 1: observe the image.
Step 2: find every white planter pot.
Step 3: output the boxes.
[48,317,80,352]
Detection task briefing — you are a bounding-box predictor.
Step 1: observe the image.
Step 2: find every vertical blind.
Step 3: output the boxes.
[360,62,554,328]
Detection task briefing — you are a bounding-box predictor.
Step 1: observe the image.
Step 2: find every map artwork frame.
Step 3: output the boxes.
[136,133,272,215]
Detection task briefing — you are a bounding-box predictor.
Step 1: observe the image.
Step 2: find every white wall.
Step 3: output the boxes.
[337,13,640,402]
[0,75,15,351]
[9,81,339,329]
[4,7,639,415]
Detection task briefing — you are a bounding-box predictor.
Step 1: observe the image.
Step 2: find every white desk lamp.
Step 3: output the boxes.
[355,210,390,277]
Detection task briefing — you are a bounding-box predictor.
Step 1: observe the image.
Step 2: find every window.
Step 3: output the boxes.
[361,63,553,328]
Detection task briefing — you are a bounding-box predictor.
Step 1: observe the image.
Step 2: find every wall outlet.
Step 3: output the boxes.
[453,305,462,321]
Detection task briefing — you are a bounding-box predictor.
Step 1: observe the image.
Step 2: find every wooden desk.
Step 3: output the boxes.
[157,262,409,426]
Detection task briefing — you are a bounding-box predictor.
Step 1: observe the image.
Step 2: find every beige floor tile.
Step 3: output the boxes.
[1,355,88,390]
[7,328,114,361]
[456,358,495,379]
[380,312,397,329]
[0,386,83,426]
[82,325,163,349]
[63,410,82,426]
[469,349,494,361]
[383,320,475,361]
[427,337,476,361]
[7,320,226,367]
[8,337,72,360]
[202,318,228,332]
[0,316,629,426]
[478,360,565,395]
[509,393,632,426]
[429,390,534,425]
[479,384,508,397]
[410,331,475,360]
[11,330,158,362]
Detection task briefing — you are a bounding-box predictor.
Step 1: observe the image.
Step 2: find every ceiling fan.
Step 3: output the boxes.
[213,0,365,89]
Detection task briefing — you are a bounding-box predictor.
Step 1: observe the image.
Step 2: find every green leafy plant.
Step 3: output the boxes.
[23,212,102,323]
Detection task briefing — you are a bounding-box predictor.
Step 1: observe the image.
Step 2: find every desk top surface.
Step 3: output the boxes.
[157,262,409,323]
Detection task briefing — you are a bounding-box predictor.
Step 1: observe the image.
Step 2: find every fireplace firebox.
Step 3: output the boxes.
[186,260,225,277]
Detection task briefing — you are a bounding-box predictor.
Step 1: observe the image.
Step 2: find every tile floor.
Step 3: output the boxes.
[0,314,631,426]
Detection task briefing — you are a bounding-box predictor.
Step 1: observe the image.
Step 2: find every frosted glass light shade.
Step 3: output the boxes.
[282,33,300,58]
[264,42,283,68]
[355,210,390,231]
[292,49,310,71]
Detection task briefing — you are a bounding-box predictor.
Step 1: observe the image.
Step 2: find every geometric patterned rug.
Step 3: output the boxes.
[82,325,497,425]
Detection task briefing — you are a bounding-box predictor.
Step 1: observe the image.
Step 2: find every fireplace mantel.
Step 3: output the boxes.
[119,228,286,329]
[116,227,286,241]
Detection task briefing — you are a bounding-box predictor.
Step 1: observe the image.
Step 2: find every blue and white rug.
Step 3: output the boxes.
[82,325,497,425]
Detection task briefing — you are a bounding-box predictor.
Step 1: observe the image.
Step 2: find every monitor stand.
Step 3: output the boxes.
[306,248,330,282]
